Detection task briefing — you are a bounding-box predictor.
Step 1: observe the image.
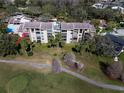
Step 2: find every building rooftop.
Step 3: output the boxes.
[18,22,53,32]
[61,22,96,31]
[18,21,96,32]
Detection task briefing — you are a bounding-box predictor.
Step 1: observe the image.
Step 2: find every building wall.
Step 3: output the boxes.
[121,8,124,14]
[29,29,48,43]
[66,30,73,43]
[42,30,48,43]
[20,28,95,44]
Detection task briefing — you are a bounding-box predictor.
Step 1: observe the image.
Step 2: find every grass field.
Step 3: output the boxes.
[119,53,124,64]
[77,50,124,86]
[1,44,124,88]
[0,62,123,93]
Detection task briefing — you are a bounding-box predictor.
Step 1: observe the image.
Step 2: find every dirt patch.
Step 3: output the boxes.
[8,63,51,74]
[13,53,52,65]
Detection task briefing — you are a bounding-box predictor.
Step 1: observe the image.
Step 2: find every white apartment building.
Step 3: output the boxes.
[18,21,96,43]
[7,15,96,43]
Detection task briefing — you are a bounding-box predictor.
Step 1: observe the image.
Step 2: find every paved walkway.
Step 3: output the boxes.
[61,68,124,91]
[0,59,50,69]
[0,59,124,91]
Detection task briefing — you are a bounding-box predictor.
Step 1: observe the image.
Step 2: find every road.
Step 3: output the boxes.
[0,59,124,91]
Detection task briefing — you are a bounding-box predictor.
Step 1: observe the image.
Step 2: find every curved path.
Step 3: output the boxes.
[0,59,124,91]
[61,68,124,91]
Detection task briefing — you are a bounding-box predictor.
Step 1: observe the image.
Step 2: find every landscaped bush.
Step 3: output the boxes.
[52,58,62,73]
[27,51,33,56]
[63,52,84,71]
[63,52,76,63]
[106,61,123,79]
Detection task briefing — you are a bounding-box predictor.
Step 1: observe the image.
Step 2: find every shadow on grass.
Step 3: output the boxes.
[99,61,109,75]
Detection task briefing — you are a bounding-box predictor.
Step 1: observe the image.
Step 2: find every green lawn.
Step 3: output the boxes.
[33,43,75,58]
[77,50,124,86]
[0,63,123,93]
[119,53,124,64]
[1,44,124,89]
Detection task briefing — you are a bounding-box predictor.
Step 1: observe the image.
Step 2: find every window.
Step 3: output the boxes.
[47,30,52,32]
[37,36,41,39]
[62,30,67,32]
[80,29,82,33]
[36,32,40,34]
[35,28,40,31]
[79,34,81,36]
[62,33,67,36]
[31,29,34,31]
[31,29,34,32]
[74,29,78,32]
[26,28,29,31]
[62,36,67,39]
[63,38,66,41]
[70,38,73,40]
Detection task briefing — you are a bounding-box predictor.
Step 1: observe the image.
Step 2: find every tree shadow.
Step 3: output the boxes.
[99,61,109,75]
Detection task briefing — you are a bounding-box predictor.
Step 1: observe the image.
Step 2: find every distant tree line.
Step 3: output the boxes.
[1,0,122,22]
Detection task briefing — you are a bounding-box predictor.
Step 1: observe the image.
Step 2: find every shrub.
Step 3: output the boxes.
[52,58,62,73]
[27,51,33,56]
[106,61,123,79]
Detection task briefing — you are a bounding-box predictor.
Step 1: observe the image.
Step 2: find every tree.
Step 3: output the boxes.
[73,35,116,56]
[5,5,19,15]
[48,35,56,48]
[55,33,65,48]
[18,37,33,56]
[91,19,100,27]
[48,33,65,48]
[38,13,53,21]
[63,52,76,64]
[14,0,27,7]
[107,61,123,79]
[24,6,42,16]
[42,4,56,15]
[0,0,5,8]
[106,21,118,31]
[0,33,19,56]
[57,7,69,20]
[29,0,43,6]
[71,7,88,21]
[73,44,82,53]
[89,36,116,56]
